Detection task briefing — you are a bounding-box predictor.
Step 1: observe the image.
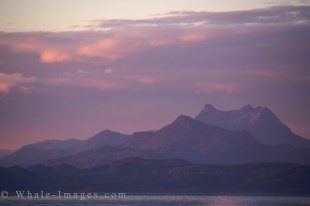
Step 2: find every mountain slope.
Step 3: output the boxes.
[84,130,128,148]
[123,115,310,165]
[0,130,128,167]
[0,150,11,160]
[195,104,310,147]
[43,146,160,168]
[0,139,82,168]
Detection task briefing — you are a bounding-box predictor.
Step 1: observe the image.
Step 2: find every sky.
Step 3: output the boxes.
[0,0,310,150]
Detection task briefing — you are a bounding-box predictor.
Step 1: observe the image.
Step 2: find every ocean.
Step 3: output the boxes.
[1,195,310,206]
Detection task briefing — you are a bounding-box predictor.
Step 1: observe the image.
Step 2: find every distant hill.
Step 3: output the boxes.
[0,130,128,167]
[43,146,161,168]
[196,104,310,147]
[1,158,310,194]
[0,150,11,161]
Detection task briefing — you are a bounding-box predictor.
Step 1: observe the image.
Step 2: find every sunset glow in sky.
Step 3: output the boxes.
[1,0,310,150]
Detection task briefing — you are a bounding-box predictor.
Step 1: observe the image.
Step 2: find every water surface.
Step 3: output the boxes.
[1,195,310,206]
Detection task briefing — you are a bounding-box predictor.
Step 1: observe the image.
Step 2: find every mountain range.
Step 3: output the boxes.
[1,104,310,168]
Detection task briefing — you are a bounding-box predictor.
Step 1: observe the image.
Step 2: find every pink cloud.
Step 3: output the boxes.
[0,26,215,64]
[149,39,175,47]
[78,38,121,59]
[18,86,36,94]
[246,70,310,81]
[137,76,157,84]
[76,29,154,60]
[45,77,119,91]
[40,49,71,63]
[43,72,159,92]
[196,82,241,94]
[0,35,73,63]
[0,72,37,93]
[179,32,212,42]
[122,75,158,85]
[75,28,214,60]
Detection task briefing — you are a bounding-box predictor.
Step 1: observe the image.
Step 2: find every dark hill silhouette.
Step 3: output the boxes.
[1,158,310,194]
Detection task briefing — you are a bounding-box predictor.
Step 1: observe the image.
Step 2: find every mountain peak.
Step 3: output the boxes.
[91,129,127,139]
[87,129,128,148]
[202,104,217,112]
[166,115,204,132]
[253,106,279,122]
[241,104,254,111]
[174,115,193,123]
[195,104,309,147]
[101,129,117,135]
